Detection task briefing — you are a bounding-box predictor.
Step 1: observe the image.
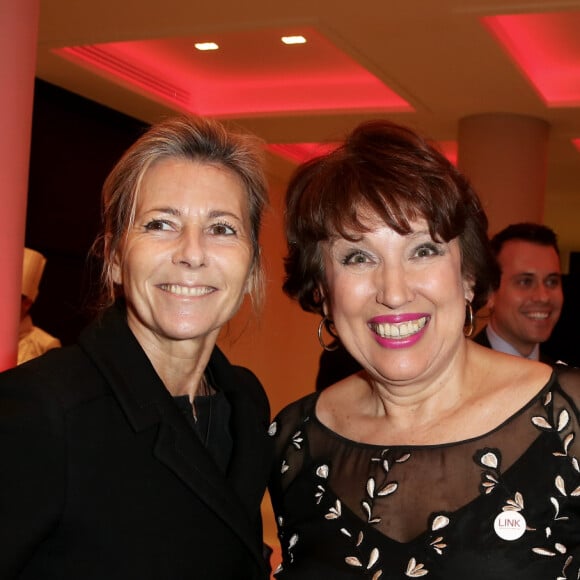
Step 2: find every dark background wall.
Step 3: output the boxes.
[544,252,580,367]
[26,79,148,345]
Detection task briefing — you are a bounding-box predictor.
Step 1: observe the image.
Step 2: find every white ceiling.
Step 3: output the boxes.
[36,0,580,253]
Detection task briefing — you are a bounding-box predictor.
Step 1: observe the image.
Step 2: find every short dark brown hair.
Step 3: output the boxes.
[283,120,499,313]
[491,222,560,257]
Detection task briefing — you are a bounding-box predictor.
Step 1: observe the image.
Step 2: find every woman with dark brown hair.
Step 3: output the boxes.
[269,120,580,579]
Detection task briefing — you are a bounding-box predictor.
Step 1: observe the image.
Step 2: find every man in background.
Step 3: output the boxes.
[473,222,563,364]
[18,247,61,365]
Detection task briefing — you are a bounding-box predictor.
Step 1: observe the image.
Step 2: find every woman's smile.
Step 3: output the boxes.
[159,283,215,297]
[368,315,430,339]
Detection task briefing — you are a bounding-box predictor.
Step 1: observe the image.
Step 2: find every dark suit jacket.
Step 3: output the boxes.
[473,326,557,366]
[0,303,272,579]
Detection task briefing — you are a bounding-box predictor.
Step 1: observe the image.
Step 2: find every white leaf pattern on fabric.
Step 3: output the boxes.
[432,515,450,530]
[269,371,580,579]
[405,558,428,577]
[480,451,499,468]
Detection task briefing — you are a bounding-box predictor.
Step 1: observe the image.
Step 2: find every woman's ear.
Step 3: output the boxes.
[111,250,123,286]
[316,284,330,317]
[463,276,475,304]
[245,261,264,300]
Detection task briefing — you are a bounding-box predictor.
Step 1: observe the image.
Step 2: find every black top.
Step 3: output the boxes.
[269,368,580,579]
[174,390,233,473]
[0,302,272,579]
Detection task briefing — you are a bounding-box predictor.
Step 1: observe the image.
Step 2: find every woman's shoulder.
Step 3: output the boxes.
[273,392,318,420]
[552,363,580,402]
[231,363,271,421]
[270,392,319,439]
[488,353,578,398]
[470,344,552,395]
[1,344,86,384]
[269,393,319,467]
[0,344,108,415]
[472,351,580,420]
[210,346,270,419]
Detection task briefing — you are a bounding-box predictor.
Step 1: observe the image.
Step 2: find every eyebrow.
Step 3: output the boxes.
[333,227,433,242]
[207,209,244,221]
[513,271,561,278]
[144,207,243,221]
[407,229,432,239]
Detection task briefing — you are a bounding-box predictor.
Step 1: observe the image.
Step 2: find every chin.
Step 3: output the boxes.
[373,363,426,384]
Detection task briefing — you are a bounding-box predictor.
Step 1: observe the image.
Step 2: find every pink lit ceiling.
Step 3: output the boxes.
[482,12,580,107]
[269,140,458,166]
[268,142,340,164]
[436,141,458,166]
[54,27,412,117]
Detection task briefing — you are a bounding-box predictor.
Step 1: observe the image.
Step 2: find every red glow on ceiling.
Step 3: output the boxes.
[269,140,457,165]
[482,12,580,107]
[54,27,412,117]
[436,141,458,166]
[268,142,340,164]
[573,138,580,154]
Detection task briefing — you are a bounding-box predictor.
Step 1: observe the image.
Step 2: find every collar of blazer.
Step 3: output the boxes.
[78,301,270,577]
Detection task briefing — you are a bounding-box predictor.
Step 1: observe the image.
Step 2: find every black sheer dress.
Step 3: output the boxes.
[269,368,580,579]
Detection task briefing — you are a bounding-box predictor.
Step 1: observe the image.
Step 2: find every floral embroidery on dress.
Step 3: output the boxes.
[428,514,449,556]
[340,528,384,578]
[476,447,501,481]
[405,558,428,577]
[529,388,580,567]
[291,430,304,450]
[317,460,388,577]
[271,373,580,579]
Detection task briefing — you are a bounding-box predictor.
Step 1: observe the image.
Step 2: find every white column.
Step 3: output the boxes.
[0,0,40,369]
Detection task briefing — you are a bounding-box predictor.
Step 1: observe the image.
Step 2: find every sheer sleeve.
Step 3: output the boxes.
[269,393,317,497]
[551,365,580,464]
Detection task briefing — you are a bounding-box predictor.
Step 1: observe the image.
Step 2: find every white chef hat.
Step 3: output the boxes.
[21,248,47,302]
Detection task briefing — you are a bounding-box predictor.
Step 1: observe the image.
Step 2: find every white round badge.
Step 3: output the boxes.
[493,510,526,541]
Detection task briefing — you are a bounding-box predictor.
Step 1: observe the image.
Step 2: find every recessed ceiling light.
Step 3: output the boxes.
[194,42,219,51]
[281,35,307,45]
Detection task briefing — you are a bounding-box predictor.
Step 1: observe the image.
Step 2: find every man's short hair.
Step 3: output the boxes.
[490,222,560,257]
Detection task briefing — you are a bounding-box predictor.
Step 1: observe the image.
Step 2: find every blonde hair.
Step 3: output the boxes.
[93,115,269,311]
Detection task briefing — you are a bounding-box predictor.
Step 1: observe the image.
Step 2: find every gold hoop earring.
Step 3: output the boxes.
[464,300,475,337]
[317,317,339,351]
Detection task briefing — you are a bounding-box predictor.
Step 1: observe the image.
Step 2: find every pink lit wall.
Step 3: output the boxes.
[0,0,40,369]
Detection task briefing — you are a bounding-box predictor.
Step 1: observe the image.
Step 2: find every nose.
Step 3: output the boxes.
[375,263,413,309]
[172,227,206,268]
[531,282,551,303]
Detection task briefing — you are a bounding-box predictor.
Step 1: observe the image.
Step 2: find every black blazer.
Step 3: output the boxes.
[0,303,272,579]
[473,325,557,366]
